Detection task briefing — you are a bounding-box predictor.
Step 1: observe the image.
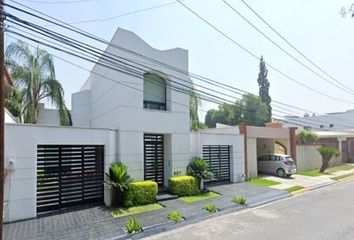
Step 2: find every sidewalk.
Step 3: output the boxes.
[4,183,289,240]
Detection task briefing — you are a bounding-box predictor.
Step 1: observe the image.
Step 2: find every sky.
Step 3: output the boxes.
[4,0,354,122]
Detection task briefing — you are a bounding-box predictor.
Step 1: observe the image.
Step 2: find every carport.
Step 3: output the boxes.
[239,123,297,179]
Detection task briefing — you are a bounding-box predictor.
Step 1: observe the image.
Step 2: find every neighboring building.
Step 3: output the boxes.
[284,109,354,131]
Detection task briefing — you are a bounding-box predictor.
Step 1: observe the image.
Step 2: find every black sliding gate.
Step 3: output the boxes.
[144,134,164,186]
[203,145,231,183]
[37,145,104,213]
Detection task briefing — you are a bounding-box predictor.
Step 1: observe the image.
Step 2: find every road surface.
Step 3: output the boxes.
[144,180,354,240]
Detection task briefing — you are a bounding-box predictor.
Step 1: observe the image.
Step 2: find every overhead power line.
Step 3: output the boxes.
[222,0,354,95]
[5,0,354,124]
[6,15,354,130]
[6,30,345,129]
[7,0,354,118]
[175,0,354,105]
[18,0,101,4]
[239,0,354,93]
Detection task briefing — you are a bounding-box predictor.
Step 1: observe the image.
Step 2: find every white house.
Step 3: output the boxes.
[284,110,354,131]
[71,28,192,187]
[4,28,245,222]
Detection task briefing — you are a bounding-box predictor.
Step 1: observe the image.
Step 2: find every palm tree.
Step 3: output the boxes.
[5,40,71,125]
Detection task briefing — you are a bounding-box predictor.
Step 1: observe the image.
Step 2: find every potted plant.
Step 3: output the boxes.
[187,157,213,191]
[105,162,132,207]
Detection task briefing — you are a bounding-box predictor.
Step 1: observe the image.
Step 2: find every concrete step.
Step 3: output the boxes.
[157,193,179,202]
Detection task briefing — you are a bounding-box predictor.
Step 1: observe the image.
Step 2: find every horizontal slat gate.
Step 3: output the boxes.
[144,134,164,186]
[37,145,104,213]
[203,145,230,183]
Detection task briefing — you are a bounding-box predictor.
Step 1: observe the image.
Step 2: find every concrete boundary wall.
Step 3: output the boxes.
[4,123,117,222]
[190,131,245,183]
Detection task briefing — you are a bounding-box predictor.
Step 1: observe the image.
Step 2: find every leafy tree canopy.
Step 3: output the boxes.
[205,93,269,128]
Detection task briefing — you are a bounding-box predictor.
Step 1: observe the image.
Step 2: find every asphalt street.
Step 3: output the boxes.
[144,180,354,240]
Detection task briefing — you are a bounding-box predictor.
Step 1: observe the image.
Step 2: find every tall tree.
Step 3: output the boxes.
[257,56,271,121]
[5,87,23,122]
[5,40,71,125]
[204,94,268,127]
[189,89,206,131]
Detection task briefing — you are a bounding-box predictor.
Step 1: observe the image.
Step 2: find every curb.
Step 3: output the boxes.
[290,188,309,196]
[331,174,354,182]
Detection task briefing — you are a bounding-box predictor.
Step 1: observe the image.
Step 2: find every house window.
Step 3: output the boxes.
[143,73,166,110]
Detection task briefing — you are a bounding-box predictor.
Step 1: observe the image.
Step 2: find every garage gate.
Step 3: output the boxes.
[203,145,231,183]
[37,145,104,213]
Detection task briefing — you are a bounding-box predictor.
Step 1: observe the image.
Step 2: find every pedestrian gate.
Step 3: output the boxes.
[37,145,104,213]
[203,145,231,183]
[144,134,164,186]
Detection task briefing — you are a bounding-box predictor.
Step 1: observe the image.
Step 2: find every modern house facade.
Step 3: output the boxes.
[4,28,247,222]
[71,28,192,187]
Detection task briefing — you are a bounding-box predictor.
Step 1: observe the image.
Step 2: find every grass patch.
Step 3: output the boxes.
[285,185,305,193]
[248,178,281,187]
[203,203,218,213]
[179,192,221,203]
[331,173,354,181]
[298,165,354,177]
[111,203,163,218]
[297,169,324,177]
[326,164,354,174]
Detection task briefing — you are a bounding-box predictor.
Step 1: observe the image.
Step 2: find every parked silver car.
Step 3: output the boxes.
[257,154,297,177]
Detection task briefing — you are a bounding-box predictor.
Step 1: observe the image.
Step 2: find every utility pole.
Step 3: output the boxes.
[0,0,4,239]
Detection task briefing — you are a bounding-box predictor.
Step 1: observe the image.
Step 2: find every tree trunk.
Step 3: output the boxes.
[319,158,330,173]
[111,188,124,207]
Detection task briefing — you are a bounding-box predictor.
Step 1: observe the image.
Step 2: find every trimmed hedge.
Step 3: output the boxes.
[168,176,199,196]
[123,180,158,207]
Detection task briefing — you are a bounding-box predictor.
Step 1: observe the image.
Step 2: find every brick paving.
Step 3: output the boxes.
[4,183,289,240]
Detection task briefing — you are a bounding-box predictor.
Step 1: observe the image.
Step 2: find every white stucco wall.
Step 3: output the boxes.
[296,145,322,171]
[190,131,245,183]
[4,123,117,222]
[247,137,258,179]
[37,103,61,126]
[71,28,191,187]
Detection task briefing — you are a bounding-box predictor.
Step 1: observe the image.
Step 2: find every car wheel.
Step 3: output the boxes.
[277,168,286,178]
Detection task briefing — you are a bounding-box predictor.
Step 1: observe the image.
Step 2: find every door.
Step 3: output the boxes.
[144,134,164,186]
[37,145,104,213]
[203,145,231,183]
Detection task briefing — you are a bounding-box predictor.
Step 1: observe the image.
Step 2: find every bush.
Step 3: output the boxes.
[232,196,247,205]
[317,146,340,173]
[125,218,142,234]
[203,203,218,213]
[297,131,319,145]
[105,162,132,207]
[168,176,199,196]
[123,180,158,207]
[167,211,183,223]
[187,157,213,190]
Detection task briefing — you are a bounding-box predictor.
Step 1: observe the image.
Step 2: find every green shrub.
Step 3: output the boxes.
[203,203,218,213]
[317,146,340,173]
[297,131,319,145]
[105,162,132,207]
[168,176,199,196]
[167,211,183,223]
[125,218,142,234]
[232,196,246,205]
[123,180,158,207]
